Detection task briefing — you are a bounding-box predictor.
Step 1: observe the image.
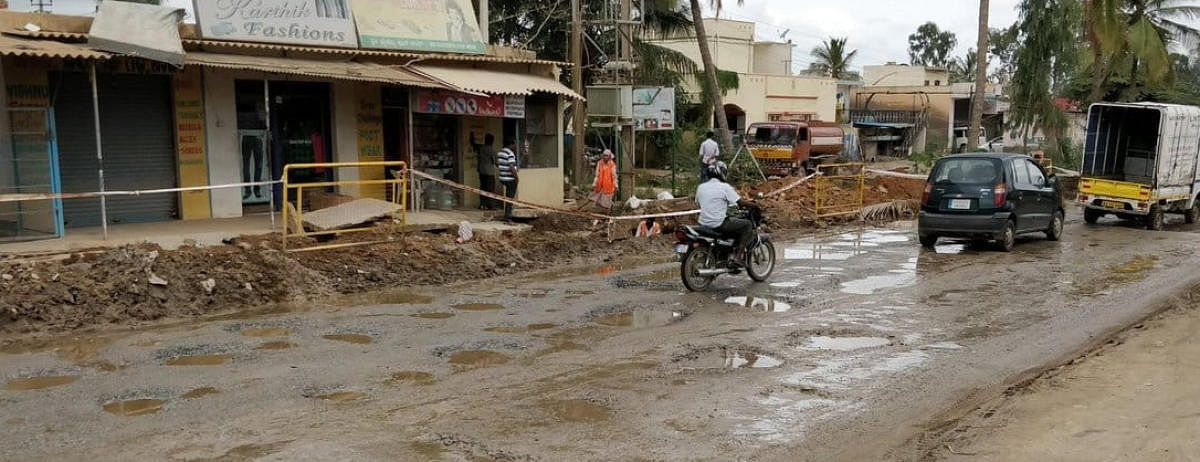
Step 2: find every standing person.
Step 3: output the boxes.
[699,131,720,181]
[497,139,520,222]
[588,149,619,211]
[473,132,497,210]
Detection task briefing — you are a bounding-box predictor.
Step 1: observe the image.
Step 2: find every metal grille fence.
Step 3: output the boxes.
[813,163,866,218]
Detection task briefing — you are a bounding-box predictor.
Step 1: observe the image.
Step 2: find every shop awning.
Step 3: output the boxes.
[184,52,448,88]
[411,64,583,100]
[0,34,111,60]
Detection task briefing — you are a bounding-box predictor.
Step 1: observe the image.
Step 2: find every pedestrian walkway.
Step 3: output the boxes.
[0,210,530,257]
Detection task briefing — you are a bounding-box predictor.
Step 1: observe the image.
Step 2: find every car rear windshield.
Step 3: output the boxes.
[932,158,1002,184]
[750,126,796,146]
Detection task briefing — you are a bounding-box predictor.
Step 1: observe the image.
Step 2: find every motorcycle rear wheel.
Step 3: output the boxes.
[681,247,717,292]
[747,240,776,282]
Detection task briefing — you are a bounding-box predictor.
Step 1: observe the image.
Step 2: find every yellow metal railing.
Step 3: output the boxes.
[281,161,408,252]
[813,162,866,218]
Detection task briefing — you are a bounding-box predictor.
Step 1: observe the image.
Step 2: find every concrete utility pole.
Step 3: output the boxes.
[967,0,990,150]
[571,0,586,186]
[619,0,635,198]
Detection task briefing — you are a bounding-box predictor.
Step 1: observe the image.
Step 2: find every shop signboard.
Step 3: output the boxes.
[632,87,675,131]
[351,0,487,54]
[172,68,212,219]
[415,90,525,118]
[193,0,358,48]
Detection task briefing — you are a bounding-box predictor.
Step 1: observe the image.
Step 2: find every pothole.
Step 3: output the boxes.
[388,371,436,386]
[593,311,684,327]
[542,399,611,423]
[5,375,79,390]
[182,387,220,399]
[322,334,373,345]
[448,350,511,369]
[103,398,164,416]
[803,336,892,351]
[452,303,505,312]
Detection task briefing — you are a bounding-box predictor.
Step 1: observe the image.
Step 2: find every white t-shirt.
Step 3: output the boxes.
[700,138,720,165]
[696,179,741,228]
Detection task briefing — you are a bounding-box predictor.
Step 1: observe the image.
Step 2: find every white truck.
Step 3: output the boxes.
[1078,102,1200,230]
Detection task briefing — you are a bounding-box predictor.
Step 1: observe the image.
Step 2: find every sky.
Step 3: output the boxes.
[21,0,1019,73]
[706,0,1022,74]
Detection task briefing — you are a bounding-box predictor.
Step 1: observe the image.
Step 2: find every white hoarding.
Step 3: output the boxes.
[633,87,675,131]
[193,0,358,48]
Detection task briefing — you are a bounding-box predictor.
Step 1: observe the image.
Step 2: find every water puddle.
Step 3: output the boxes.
[255,341,296,350]
[4,375,79,390]
[637,269,678,282]
[528,323,557,331]
[514,290,552,299]
[840,273,916,295]
[182,387,220,399]
[322,334,373,344]
[543,399,611,423]
[103,399,164,416]
[805,336,891,351]
[316,391,366,402]
[452,303,505,312]
[449,350,511,369]
[724,296,792,313]
[784,248,856,261]
[241,327,290,338]
[165,354,231,366]
[923,342,966,350]
[411,312,455,319]
[770,281,803,289]
[680,350,782,369]
[388,371,436,386]
[593,311,683,327]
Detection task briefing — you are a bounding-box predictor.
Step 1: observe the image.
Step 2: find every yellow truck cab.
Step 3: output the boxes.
[746,121,844,176]
[1079,102,1200,230]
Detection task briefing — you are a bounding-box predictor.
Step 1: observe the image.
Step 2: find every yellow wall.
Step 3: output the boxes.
[172,67,211,219]
[354,82,385,199]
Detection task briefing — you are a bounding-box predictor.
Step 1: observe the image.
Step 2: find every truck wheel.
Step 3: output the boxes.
[1146,206,1165,231]
[1186,201,1199,224]
[1084,208,1103,224]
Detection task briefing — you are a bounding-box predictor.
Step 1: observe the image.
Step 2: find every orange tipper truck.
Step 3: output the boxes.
[746,121,845,176]
[1078,102,1200,230]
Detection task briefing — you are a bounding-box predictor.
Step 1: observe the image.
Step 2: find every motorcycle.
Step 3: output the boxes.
[675,203,776,291]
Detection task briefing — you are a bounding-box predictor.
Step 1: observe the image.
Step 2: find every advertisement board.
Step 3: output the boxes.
[633,87,675,131]
[351,0,487,54]
[415,90,525,118]
[193,0,358,48]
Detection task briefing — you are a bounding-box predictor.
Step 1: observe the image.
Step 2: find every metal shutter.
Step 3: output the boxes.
[54,72,177,228]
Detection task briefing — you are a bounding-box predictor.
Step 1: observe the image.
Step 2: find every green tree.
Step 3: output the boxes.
[908,22,958,67]
[950,50,978,82]
[989,25,1021,83]
[1084,0,1200,101]
[1009,0,1082,155]
[807,37,861,80]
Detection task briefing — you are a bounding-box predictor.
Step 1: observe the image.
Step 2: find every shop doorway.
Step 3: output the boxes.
[412,114,460,209]
[381,87,409,203]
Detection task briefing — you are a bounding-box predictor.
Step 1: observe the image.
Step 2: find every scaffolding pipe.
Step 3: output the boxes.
[89,64,108,240]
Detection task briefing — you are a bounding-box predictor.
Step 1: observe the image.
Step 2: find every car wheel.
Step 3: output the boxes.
[919,234,938,248]
[997,220,1016,252]
[1046,210,1064,241]
[1186,201,1199,224]
[1084,208,1102,224]
[1146,206,1165,231]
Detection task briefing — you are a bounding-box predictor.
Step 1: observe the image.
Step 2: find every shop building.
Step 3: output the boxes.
[0,3,577,243]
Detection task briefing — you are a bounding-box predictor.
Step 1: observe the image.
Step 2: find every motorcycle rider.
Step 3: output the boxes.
[696,161,757,267]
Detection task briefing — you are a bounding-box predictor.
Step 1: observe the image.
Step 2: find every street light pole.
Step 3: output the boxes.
[571,0,586,187]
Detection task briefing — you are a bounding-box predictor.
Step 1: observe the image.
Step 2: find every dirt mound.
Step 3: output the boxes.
[744,173,926,229]
[0,228,671,335]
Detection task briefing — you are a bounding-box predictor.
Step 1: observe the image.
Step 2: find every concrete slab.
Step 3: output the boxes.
[302,198,402,231]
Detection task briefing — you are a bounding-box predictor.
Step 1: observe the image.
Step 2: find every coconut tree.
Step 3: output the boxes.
[1085,0,1200,101]
[949,50,978,82]
[967,0,990,150]
[808,37,861,80]
[689,0,742,155]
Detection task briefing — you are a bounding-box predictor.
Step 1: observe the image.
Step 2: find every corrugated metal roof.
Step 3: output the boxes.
[0,34,110,59]
[185,52,447,88]
[411,64,582,100]
[182,39,566,66]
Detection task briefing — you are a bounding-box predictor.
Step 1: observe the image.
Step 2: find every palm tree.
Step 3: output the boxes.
[949,50,978,82]
[808,37,860,80]
[967,0,990,148]
[1085,0,1200,101]
[689,0,742,155]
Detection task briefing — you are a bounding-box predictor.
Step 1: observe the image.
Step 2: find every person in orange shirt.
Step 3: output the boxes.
[587,149,619,211]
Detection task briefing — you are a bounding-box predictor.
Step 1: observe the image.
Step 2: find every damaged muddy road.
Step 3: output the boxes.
[3,213,1200,461]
